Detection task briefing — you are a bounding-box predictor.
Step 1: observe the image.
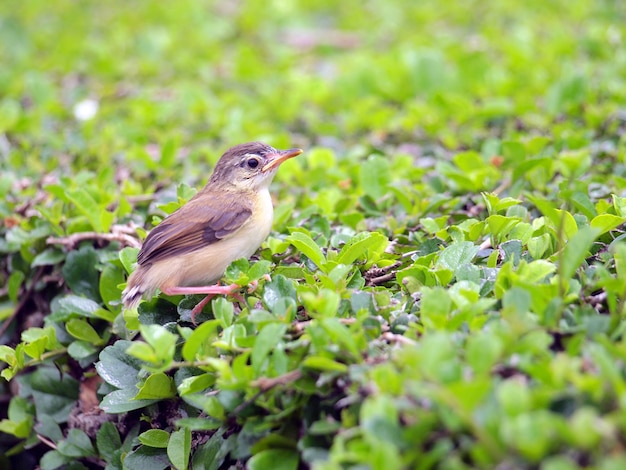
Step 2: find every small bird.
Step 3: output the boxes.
[122,142,302,319]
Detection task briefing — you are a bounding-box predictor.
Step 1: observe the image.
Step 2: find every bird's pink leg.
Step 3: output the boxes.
[162,284,241,324]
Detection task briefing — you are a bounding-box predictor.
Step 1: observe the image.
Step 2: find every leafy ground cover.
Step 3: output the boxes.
[2,0,626,468]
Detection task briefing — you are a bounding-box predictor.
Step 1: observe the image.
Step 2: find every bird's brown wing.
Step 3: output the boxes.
[137,195,252,266]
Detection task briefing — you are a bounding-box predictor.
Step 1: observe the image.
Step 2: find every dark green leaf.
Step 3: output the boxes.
[61,246,101,301]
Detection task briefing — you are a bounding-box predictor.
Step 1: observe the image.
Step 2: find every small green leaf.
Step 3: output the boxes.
[212,297,234,328]
[31,248,65,267]
[135,373,176,400]
[248,449,299,470]
[336,232,388,266]
[263,275,297,311]
[100,388,159,414]
[123,445,169,470]
[97,421,122,461]
[560,226,600,280]
[181,320,220,362]
[66,319,103,344]
[8,270,25,303]
[286,231,326,271]
[100,264,125,312]
[437,242,479,271]
[68,340,98,360]
[360,155,391,199]
[61,246,101,301]
[120,247,139,274]
[167,428,191,470]
[302,356,348,372]
[96,340,143,389]
[139,429,170,448]
[247,260,272,281]
[65,188,114,232]
[590,214,625,235]
[57,429,97,458]
[251,323,287,373]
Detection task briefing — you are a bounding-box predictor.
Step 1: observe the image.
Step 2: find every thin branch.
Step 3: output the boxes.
[36,434,57,450]
[380,332,417,346]
[250,369,303,391]
[47,225,141,249]
[367,272,395,286]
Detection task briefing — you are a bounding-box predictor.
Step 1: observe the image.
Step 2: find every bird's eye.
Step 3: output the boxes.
[246,158,260,169]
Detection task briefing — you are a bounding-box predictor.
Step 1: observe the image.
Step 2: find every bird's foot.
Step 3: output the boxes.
[162,284,240,324]
[247,274,272,293]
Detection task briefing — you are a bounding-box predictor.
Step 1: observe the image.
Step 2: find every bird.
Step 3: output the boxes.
[121,141,302,320]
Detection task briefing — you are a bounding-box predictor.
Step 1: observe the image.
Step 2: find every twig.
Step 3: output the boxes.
[250,369,303,391]
[478,238,492,251]
[47,225,141,249]
[367,272,395,286]
[380,332,417,346]
[36,434,57,450]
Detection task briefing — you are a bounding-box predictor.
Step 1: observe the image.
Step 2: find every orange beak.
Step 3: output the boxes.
[262,148,303,173]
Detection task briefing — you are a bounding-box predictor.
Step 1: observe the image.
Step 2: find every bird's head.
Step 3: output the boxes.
[209,142,302,191]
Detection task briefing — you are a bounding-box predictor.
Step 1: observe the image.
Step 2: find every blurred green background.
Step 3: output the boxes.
[2,0,625,181]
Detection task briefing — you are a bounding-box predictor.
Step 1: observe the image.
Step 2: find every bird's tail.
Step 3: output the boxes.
[121,269,148,310]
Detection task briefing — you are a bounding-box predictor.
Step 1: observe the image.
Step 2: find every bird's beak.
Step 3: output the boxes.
[262,148,303,173]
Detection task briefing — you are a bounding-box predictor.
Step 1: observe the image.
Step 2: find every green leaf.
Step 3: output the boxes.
[181,320,220,362]
[57,429,97,458]
[285,231,326,271]
[31,248,65,267]
[0,396,34,438]
[140,324,177,361]
[100,264,125,312]
[65,188,114,232]
[263,275,297,311]
[436,241,479,270]
[100,388,159,414]
[53,294,102,320]
[247,260,273,281]
[247,449,299,470]
[96,421,122,461]
[123,445,170,470]
[590,214,625,235]
[8,270,25,303]
[139,429,170,448]
[302,356,348,372]
[96,340,143,389]
[167,428,191,470]
[212,297,234,328]
[120,247,139,274]
[135,372,176,400]
[67,340,98,360]
[560,226,600,280]
[40,450,71,470]
[66,319,103,344]
[61,246,101,301]
[360,155,391,199]
[28,367,79,422]
[336,231,388,265]
[251,323,287,373]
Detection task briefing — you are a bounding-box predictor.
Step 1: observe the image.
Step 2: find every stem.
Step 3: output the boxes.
[23,348,69,368]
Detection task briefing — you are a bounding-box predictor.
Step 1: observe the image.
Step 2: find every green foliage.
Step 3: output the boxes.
[2,0,626,468]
